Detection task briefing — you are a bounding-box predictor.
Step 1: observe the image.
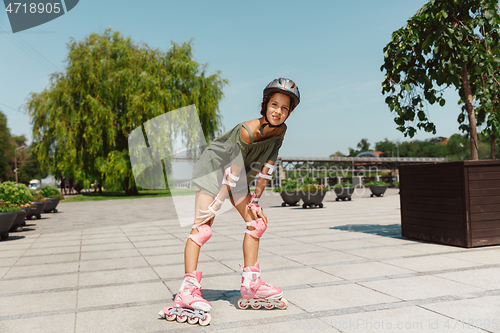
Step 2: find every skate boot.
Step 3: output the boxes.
[237,263,288,310]
[158,271,212,326]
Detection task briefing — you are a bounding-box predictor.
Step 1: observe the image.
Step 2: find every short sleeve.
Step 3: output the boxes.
[267,138,283,162]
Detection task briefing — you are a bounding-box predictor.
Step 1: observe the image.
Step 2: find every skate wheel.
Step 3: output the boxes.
[276,298,288,310]
[237,299,249,310]
[166,313,176,321]
[199,313,211,326]
[251,304,262,310]
[176,314,187,323]
[187,316,199,325]
[264,304,275,310]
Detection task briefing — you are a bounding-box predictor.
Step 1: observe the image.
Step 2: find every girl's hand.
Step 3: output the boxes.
[196,199,222,225]
[257,209,268,225]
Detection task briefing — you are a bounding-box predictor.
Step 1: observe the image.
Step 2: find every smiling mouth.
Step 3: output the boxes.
[272,116,280,121]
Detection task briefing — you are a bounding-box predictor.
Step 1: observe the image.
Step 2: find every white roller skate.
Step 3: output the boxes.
[158,271,211,326]
[237,263,288,310]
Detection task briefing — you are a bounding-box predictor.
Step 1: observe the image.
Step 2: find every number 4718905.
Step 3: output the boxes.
[5,2,62,14]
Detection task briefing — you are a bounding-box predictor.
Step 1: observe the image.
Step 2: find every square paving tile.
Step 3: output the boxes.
[318,261,414,280]
[359,275,485,301]
[78,256,149,272]
[434,267,500,290]
[381,255,481,273]
[284,251,365,266]
[15,253,80,266]
[77,281,168,308]
[421,295,500,333]
[206,297,306,327]
[0,290,77,316]
[23,246,81,256]
[285,284,398,312]
[0,313,75,333]
[0,274,78,294]
[75,304,170,333]
[444,249,500,265]
[324,305,487,333]
[3,261,80,279]
[79,248,141,261]
[78,267,159,287]
[342,246,426,260]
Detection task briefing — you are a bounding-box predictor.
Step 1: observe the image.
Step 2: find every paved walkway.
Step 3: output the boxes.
[0,189,499,332]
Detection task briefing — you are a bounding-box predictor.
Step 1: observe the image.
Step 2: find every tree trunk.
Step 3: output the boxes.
[124,176,139,196]
[461,66,479,160]
[492,131,497,160]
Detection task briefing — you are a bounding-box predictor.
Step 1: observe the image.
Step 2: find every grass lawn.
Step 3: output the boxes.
[62,188,196,202]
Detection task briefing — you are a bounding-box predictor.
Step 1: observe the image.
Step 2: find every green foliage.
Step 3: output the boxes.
[300,184,329,192]
[0,110,14,182]
[393,181,400,187]
[27,29,228,195]
[365,181,389,186]
[31,192,45,202]
[0,199,20,213]
[332,182,355,189]
[273,179,299,192]
[0,181,34,205]
[40,185,64,199]
[381,0,500,160]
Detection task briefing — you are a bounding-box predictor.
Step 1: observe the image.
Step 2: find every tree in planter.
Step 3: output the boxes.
[0,110,14,182]
[27,29,227,195]
[381,0,500,160]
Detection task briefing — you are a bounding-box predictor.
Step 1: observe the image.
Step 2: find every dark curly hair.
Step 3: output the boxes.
[260,92,296,117]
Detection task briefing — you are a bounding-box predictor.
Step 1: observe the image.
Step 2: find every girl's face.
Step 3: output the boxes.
[266,93,291,127]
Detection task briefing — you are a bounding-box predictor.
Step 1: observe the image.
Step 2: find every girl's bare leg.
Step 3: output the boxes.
[184,190,215,274]
[230,192,260,267]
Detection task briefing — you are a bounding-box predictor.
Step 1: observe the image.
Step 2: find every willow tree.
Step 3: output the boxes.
[27,29,227,195]
[381,0,500,160]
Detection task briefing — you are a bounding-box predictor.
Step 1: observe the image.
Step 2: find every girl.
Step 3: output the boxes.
[159,78,300,325]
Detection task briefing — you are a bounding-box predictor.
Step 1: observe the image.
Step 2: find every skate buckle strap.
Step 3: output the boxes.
[241,269,261,289]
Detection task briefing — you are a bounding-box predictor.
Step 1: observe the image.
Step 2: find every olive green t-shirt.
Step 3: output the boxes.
[192,122,285,196]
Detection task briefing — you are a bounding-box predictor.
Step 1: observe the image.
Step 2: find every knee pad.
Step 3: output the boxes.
[245,219,267,239]
[188,224,212,246]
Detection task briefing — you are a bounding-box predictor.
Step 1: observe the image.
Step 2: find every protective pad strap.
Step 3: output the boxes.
[188,224,212,246]
[264,163,275,175]
[258,172,273,180]
[245,219,267,239]
[222,167,239,188]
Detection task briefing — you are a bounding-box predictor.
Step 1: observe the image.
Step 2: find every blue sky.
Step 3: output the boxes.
[1,0,468,157]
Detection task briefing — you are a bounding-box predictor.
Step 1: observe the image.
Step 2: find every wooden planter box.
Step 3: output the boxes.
[399,160,500,248]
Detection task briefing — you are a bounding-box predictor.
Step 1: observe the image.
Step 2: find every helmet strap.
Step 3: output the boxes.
[259,114,283,135]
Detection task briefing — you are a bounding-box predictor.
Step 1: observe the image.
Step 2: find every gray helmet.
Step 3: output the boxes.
[263,78,300,109]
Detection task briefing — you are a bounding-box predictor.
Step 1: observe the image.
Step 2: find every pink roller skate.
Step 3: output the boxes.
[158,271,212,326]
[237,263,288,310]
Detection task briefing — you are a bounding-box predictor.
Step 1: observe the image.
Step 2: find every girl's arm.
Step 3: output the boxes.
[196,163,243,224]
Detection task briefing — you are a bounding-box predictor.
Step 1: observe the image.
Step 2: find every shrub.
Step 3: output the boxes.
[0,181,34,206]
[31,192,47,202]
[300,184,329,193]
[365,181,390,186]
[393,181,400,187]
[273,179,299,192]
[40,185,64,199]
[332,182,355,189]
[0,199,21,213]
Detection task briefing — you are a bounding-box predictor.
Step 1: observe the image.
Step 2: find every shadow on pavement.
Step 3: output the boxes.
[330,224,402,237]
